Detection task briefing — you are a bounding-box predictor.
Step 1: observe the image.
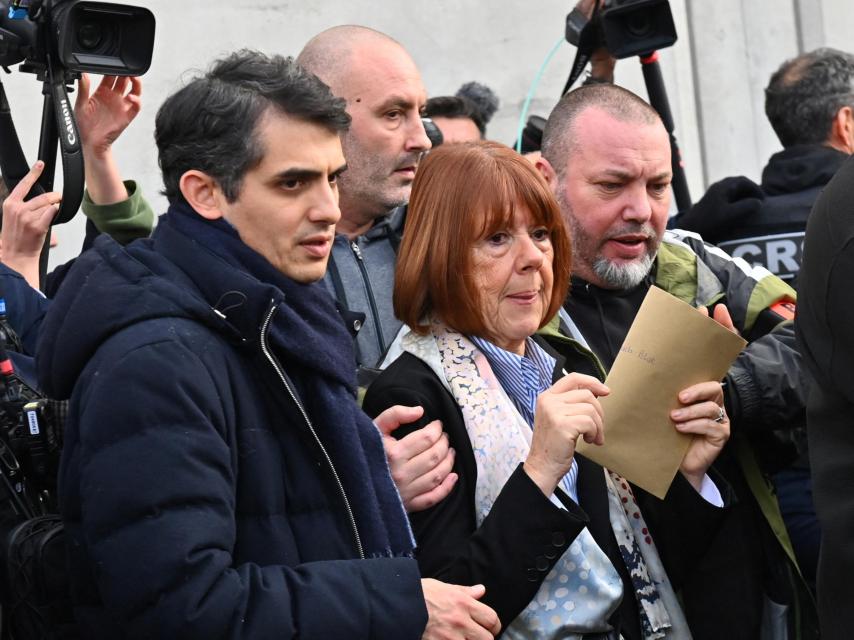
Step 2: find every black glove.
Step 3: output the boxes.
[672,176,764,244]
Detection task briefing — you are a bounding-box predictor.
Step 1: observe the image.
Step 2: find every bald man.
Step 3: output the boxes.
[297,26,431,371]
[534,83,814,638]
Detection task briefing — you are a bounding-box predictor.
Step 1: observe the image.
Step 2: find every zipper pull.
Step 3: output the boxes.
[351,241,363,261]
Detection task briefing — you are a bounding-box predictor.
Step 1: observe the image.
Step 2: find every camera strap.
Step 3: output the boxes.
[46,57,84,225]
[0,67,84,226]
[564,42,593,95]
[562,2,603,95]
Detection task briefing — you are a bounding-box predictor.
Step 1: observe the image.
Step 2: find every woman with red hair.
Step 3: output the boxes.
[364,141,731,640]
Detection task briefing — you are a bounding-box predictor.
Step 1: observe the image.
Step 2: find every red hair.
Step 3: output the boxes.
[395,140,571,337]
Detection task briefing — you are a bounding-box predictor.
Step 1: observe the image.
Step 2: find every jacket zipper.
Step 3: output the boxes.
[350,241,385,357]
[259,304,365,559]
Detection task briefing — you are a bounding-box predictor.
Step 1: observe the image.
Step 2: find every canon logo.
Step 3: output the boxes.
[59,99,76,146]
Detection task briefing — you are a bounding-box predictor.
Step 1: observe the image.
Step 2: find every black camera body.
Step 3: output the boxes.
[0,0,155,76]
[566,0,677,60]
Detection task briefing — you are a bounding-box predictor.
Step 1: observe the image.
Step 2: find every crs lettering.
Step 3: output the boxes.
[718,231,805,281]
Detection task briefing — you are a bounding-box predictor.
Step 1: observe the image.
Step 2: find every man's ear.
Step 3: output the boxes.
[535,155,559,192]
[829,105,854,154]
[179,170,226,220]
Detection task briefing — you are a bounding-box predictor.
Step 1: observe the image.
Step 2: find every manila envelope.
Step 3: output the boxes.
[576,286,747,498]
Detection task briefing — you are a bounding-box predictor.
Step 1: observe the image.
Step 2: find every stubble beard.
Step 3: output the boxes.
[339,133,415,220]
[560,194,659,290]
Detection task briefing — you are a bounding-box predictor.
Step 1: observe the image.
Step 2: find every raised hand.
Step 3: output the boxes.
[75,73,142,158]
[524,372,609,497]
[75,73,142,205]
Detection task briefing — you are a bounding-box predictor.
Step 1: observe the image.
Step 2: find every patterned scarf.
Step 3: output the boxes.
[403,322,691,639]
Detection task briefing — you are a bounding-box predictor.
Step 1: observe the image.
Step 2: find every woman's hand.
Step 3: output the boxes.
[671,380,730,491]
[524,373,609,497]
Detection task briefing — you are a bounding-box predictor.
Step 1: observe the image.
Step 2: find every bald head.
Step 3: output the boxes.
[297,25,430,234]
[541,84,661,181]
[297,26,406,95]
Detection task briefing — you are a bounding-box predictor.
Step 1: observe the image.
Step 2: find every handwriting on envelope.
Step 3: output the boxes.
[576,286,747,498]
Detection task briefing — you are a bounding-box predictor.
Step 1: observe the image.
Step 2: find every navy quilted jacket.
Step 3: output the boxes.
[37,211,426,639]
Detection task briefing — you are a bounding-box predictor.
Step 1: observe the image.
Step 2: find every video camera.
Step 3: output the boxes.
[0,0,155,75]
[566,0,677,60]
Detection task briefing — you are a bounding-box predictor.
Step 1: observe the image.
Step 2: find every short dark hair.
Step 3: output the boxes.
[541,84,659,180]
[765,48,854,147]
[156,49,350,203]
[424,96,485,136]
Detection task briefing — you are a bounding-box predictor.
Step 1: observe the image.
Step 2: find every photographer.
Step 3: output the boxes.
[673,49,854,285]
[1,73,153,294]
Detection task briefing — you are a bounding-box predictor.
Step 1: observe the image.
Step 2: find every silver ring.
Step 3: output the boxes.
[714,406,726,423]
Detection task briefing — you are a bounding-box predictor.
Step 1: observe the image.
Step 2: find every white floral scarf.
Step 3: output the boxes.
[402,324,691,639]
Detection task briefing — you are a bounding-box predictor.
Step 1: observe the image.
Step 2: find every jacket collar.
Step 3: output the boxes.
[336,205,407,244]
[761,144,848,195]
[153,204,287,345]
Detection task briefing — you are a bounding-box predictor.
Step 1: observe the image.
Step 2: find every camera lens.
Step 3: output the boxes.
[625,14,653,38]
[77,23,103,51]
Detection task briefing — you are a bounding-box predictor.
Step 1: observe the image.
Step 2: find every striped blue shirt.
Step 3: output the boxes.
[470,336,580,503]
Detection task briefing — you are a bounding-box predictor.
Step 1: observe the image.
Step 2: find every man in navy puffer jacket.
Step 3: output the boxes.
[36,51,500,640]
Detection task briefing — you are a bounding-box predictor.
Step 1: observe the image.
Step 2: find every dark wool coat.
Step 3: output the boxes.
[796,154,854,640]
[364,340,731,639]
